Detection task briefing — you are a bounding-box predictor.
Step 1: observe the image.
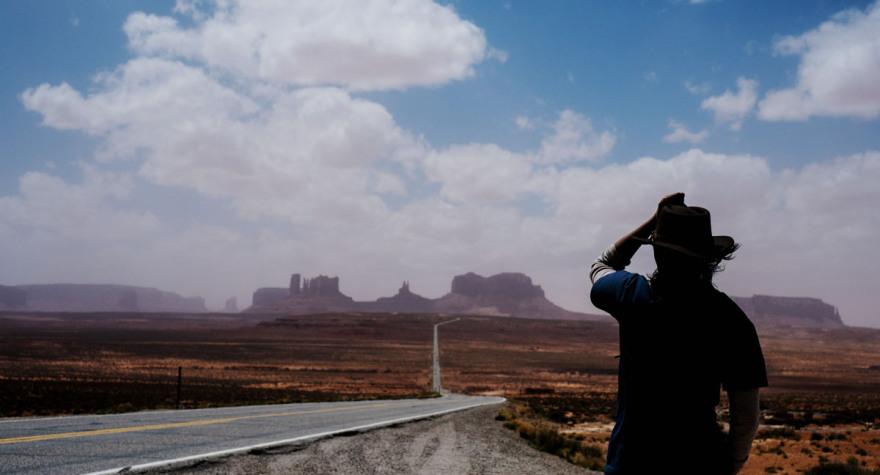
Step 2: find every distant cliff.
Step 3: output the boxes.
[248,272,604,321]
[732,294,845,328]
[433,272,592,320]
[1,284,207,313]
[250,274,357,314]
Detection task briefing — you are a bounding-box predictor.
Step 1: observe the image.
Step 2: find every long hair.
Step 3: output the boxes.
[649,243,740,294]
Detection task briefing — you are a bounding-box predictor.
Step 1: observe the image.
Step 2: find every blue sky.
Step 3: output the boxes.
[2,1,879,326]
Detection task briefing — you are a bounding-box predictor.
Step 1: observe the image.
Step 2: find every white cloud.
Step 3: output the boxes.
[0,166,158,243]
[22,58,258,138]
[537,110,616,164]
[424,144,534,204]
[701,77,758,130]
[22,58,423,226]
[684,80,711,95]
[124,0,494,91]
[487,47,510,63]
[172,0,207,21]
[663,120,708,144]
[758,1,880,121]
[514,115,535,130]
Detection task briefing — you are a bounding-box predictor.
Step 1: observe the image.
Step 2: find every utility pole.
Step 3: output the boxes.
[176,366,182,410]
[432,318,460,393]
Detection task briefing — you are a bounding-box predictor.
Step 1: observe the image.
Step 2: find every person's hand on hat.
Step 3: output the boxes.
[653,192,686,224]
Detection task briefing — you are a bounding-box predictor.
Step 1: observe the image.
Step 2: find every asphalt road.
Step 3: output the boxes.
[432,318,460,393]
[0,394,504,474]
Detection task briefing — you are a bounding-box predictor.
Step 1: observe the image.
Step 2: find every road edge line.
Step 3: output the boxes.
[83,396,506,475]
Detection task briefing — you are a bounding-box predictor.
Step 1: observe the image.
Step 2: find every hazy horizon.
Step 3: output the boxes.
[2,1,879,327]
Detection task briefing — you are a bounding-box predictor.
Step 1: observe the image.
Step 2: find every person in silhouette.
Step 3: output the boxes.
[590,193,767,475]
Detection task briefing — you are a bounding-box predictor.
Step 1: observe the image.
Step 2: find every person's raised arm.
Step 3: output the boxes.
[589,192,685,283]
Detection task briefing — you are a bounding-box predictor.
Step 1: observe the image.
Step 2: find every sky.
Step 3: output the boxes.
[1,0,879,327]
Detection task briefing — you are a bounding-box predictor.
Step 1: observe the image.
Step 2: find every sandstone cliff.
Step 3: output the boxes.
[251,274,355,314]
[732,294,845,328]
[434,272,598,320]
[10,284,207,313]
[252,287,288,308]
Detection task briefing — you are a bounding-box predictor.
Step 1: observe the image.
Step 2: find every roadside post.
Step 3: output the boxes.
[176,366,182,409]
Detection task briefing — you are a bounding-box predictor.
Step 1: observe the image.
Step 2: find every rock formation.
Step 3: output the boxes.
[371,281,433,313]
[243,272,849,326]
[289,273,301,296]
[251,274,355,313]
[300,275,348,299]
[248,272,603,321]
[450,272,545,299]
[252,288,288,308]
[224,297,239,313]
[10,284,207,313]
[435,272,595,320]
[732,294,845,328]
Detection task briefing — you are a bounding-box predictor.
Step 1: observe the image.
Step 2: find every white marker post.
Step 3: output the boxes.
[432,318,460,394]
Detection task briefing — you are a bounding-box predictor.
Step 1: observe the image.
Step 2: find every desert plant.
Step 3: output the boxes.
[804,457,880,475]
[756,426,799,440]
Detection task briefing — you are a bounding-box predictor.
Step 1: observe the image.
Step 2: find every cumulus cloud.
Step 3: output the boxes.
[22,58,424,226]
[22,58,258,138]
[537,110,616,164]
[124,0,493,90]
[424,144,534,204]
[701,77,759,130]
[758,1,880,120]
[663,120,708,144]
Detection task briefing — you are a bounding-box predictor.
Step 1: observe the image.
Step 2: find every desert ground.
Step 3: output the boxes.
[1,311,878,473]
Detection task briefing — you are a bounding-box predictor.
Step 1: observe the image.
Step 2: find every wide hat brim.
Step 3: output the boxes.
[632,234,735,260]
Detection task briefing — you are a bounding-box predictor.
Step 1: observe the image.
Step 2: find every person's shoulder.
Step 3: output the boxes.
[594,270,650,293]
[590,271,652,311]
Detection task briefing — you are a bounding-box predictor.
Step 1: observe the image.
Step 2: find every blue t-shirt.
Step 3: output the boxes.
[591,271,767,475]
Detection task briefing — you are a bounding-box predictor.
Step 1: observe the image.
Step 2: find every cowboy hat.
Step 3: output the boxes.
[632,205,735,260]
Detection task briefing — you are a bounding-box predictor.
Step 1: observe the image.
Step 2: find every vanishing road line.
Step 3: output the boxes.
[432,318,460,393]
[0,401,391,446]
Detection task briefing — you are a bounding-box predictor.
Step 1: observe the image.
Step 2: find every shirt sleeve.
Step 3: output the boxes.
[721,298,769,391]
[589,244,632,284]
[590,270,651,320]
